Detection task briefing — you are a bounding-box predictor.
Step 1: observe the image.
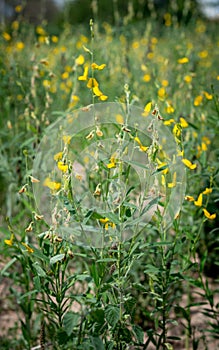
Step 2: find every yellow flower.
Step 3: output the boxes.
[62,135,71,144]
[194,95,203,106]
[202,136,211,145]
[202,188,212,195]
[57,161,68,173]
[184,75,192,83]
[87,78,99,89]
[17,94,23,101]
[99,217,109,224]
[161,174,166,186]
[15,5,23,12]
[144,102,152,113]
[198,50,208,59]
[185,195,195,202]
[116,114,124,124]
[163,119,175,126]
[177,57,189,64]
[201,142,207,151]
[43,80,51,89]
[75,54,85,65]
[36,26,47,36]
[132,41,140,49]
[168,172,176,188]
[93,85,103,96]
[107,155,116,168]
[204,91,213,100]
[21,242,34,253]
[51,35,58,43]
[4,234,14,246]
[162,80,169,87]
[203,208,216,220]
[134,136,148,152]
[61,72,69,80]
[166,105,174,114]
[99,217,115,229]
[182,158,197,170]
[158,87,166,100]
[157,161,169,174]
[99,94,108,101]
[43,177,61,191]
[194,193,203,207]
[173,124,181,138]
[78,65,89,81]
[143,74,151,82]
[91,63,106,70]
[180,117,188,128]
[69,95,80,108]
[164,13,172,26]
[2,32,11,41]
[16,41,25,50]
[92,85,108,100]
[12,21,19,30]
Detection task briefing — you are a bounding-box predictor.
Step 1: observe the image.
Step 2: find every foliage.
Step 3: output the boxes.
[0,2,219,350]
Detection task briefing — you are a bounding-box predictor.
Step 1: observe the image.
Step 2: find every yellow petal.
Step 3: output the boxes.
[99,94,108,101]
[164,119,175,126]
[180,117,188,128]
[93,86,103,96]
[57,161,68,173]
[182,159,197,170]
[185,195,195,202]
[87,78,99,89]
[194,193,203,207]
[144,102,152,113]
[202,188,212,195]
[54,152,63,161]
[4,234,14,246]
[107,162,116,169]
[75,54,85,65]
[99,217,109,224]
[22,242,34,253]
[203,208,216,220]
[178,57,189,64]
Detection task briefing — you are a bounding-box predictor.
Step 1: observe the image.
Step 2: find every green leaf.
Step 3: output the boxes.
[90,263,100,287]
[125,159,150,170]
[132,282,147,292]
[91,336,105,350]
[96,258,117,263]
[1,257,17,276]
[33,275,41,291]
[132,324,144,343]
[105,305,120,327]
[144,264,160,275]
[33,262,47,277]
[63,311,80,336]
[104,212,120,224]
[50,254,65,265]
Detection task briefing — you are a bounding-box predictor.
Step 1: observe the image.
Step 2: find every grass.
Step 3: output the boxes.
[0,4,219,350]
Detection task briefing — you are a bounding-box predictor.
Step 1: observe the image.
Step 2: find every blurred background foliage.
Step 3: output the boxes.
[0,0,212,30]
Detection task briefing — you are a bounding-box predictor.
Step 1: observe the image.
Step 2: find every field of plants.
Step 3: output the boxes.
[0,1,219,349]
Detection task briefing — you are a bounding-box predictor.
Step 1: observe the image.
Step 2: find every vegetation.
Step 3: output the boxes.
[0,1,219,349]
